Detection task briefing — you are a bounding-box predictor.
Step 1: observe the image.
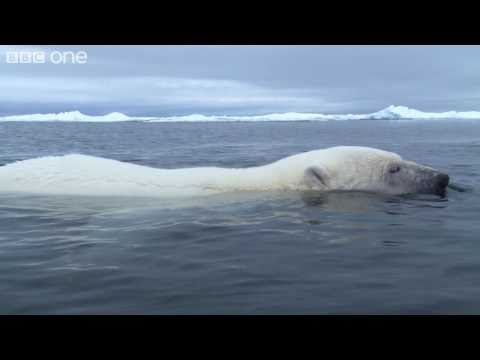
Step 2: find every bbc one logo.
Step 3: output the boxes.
[6,50,88,64]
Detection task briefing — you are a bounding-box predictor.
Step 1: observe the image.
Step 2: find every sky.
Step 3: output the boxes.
[0,45,479,116]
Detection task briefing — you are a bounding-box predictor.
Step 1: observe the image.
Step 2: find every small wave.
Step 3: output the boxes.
[2,105,480,122]
[448,183,473,193]
[48,264,120,271]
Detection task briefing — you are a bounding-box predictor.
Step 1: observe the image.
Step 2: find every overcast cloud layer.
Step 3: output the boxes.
[1,45,479,116]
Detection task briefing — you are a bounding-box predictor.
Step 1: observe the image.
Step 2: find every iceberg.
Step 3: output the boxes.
[0,111,146,122]
[366,105,480,120]
[1,105,480,123]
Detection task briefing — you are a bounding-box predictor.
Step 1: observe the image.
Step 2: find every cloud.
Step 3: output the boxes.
[2,45,480,115]
[0,74,330,115]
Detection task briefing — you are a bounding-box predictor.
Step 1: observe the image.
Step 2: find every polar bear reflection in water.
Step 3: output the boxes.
[0,146,449,198]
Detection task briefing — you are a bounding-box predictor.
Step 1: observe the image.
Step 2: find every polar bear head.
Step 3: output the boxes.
[295,146,449,196]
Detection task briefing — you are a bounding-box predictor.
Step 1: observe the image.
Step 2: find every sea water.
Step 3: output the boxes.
[0,119,479,314]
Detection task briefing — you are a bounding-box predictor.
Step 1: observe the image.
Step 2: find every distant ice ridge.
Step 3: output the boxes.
[368,105,480,120]
[2,106,480,122]
[0,111,153,122]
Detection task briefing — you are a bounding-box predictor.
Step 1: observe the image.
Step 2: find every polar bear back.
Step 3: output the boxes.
[0,147,403,197]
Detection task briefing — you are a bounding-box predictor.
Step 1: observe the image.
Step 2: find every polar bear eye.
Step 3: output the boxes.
[389,165,401,174]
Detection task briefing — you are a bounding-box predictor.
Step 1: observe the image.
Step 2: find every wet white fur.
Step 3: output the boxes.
[0,146,405,197]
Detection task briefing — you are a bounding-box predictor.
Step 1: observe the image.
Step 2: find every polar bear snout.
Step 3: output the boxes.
[384,159,450,196]
[416,169,450,196]
[433,173,449,194]
[435,173,450,188]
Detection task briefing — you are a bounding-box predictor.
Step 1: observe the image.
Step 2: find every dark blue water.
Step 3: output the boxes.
[0,120,479,314]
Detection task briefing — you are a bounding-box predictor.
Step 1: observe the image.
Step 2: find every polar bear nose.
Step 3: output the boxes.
[435,173,450,189]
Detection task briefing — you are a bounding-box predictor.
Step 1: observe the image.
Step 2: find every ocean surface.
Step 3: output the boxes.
[0,119,479,314]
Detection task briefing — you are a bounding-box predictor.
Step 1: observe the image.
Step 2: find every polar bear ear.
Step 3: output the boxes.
[304,166,330,189]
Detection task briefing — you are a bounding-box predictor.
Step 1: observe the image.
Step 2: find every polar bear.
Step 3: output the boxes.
[0,146,449,197]
[277,146,450,196]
